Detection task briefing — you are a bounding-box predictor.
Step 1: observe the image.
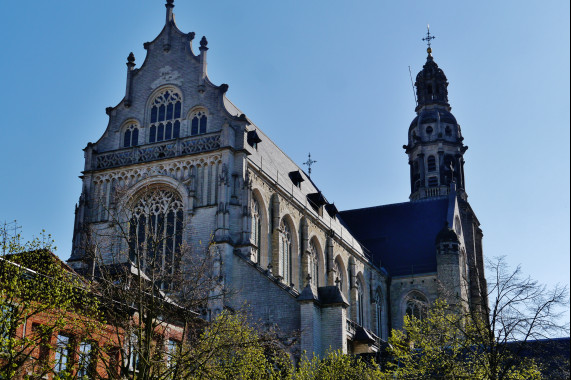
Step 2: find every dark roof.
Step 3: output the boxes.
[339,198,449,277]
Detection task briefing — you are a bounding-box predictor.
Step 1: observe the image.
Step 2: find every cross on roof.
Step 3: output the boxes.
[303,153,317,177]
[422,24,436,50]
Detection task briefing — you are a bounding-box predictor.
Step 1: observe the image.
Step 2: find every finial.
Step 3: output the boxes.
[127,52,135,64]
[303,153,317,177]
[422,24,436,55]
[200,36,208,51]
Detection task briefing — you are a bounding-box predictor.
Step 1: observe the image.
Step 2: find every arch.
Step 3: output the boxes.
[333,255,348,297]
[188,107,209,136]
[250,188,269,266]
[147,86,183,143]
[307,236,325,287]
[374,286,384,337]
[126,184,184,287]
[120,119,141,148]
[403,290,429,321]
[279,215,298,286]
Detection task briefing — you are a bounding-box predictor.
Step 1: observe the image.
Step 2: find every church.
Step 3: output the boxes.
[67,0,487,357]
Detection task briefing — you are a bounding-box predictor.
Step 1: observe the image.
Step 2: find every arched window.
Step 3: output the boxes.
[128,188,184,284]
[406,292,428,321]
[356,278,364,325]
[308,241,319,287]
[123,123,139,148]
[149,89,182,143]
[279,219,292,284]
[334,260,343,292]
[190,110,208,136]
[375,289,383,337]
[427,155,437,172]
[251,198,261,263]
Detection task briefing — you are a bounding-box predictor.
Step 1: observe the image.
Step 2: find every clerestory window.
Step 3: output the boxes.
[279,220,292,284]
[149,89,182,143]
[251,198,262,264]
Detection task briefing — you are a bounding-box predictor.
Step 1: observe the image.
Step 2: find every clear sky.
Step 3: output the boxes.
[0,1,569,324]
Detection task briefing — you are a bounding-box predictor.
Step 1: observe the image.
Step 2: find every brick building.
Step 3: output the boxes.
[67,1,487,357]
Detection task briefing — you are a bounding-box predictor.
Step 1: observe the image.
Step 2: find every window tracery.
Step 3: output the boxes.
[356,278,364,325]
[190,110,208,136]
[405,291,428,321]
[279,219,292,284]
[128,188,184,283]
[308,241,319,287]
[123,123,139,148]
[149,89,182,143]
[251,198,261,263]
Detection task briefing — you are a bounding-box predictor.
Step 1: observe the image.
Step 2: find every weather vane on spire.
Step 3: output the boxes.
[303,153,317,177]
[422,24,436,54]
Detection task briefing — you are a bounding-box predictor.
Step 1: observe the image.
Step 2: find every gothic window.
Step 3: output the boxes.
[149,89,182,143]
[309,241,319,287]
[427,155,437,172]
[123,123,139,148]
[356,278,364,325]
[334,260,343,292]
[375,289,383,337]
[406,292,428,321]
[190,110,208,136]
[428,176,438,187]
[279,219,292,284]
[128,188,184,283]
[251,198,261,263]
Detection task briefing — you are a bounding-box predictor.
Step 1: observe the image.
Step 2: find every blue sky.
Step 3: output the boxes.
[0,1,569,323]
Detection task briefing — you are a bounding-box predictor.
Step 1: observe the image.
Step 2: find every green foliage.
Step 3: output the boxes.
[293,350,384,380]
[0,232,102,379]
[384,299,542,380]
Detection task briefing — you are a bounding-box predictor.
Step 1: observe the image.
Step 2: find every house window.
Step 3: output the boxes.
[149,89,182,143]
[166,339,179,368]
[406,292,428,321]
[279,219,292,284]
[309,241,318,287]
[123,123,139,148]
[77,341,94,378]
[54,334,71,374]
[127,333,139,373]
[190,110,208,136]
[427,155,437,172]
[251,198,262,263]
[428,176,438,187]
[0,305,13,352]
[128,187,184,282]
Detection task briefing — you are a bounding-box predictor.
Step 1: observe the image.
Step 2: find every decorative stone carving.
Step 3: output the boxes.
[151,66,183,89]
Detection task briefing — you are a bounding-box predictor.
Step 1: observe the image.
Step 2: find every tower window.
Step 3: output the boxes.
[428,176,438,187]
[426,126,433,135]
[445,125,452,136]
[427,155,437,172]
[191,110,208,136]
[149,89,182,143]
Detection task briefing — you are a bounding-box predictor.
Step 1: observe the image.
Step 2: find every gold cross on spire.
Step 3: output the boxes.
[422,24,436,54]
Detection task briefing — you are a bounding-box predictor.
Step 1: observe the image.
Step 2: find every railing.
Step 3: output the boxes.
[411,186,450,200]
[93,132,221,170]
[346,318,383,350]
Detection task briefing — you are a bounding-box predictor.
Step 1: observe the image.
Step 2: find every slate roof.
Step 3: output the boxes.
[339,198,449,277]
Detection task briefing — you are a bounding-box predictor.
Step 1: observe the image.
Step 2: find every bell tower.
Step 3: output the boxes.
[403,27,468,201]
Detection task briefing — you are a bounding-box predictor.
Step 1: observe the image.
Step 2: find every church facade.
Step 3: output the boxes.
[67,1,487,357]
